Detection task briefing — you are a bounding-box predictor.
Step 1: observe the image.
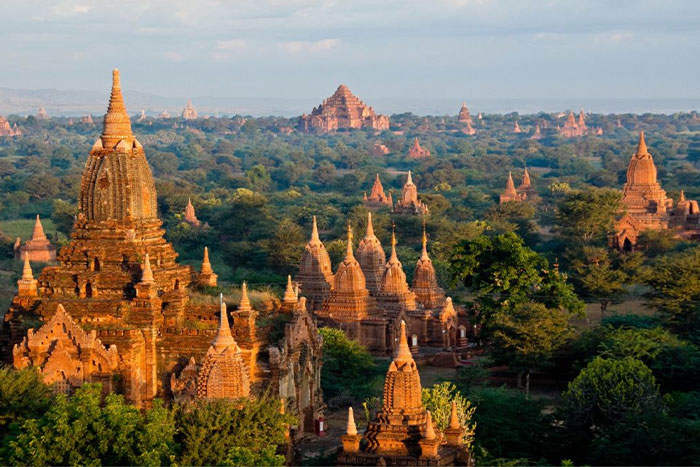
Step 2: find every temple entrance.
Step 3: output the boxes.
[85,282,93,298]
[623,238,633,252]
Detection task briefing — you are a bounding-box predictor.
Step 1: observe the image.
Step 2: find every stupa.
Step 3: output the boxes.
[559,111,585,137]
[517,168,536,199]
[299,84,389,133]
[0,116,21,137]
[81,115,94,124]
[355,213,386,295]
[513,121,522,134]
[408,137,431,158]
[2,71,323,431]
[363,174,393,210]
[412,228,445,310]
[531,123,542,140]
[15,215,56,262]
[298,216,334,311]
[499,172,524,204]
[458,103,472,124]
[36,105,49,120]
[337,321,472,465]
[183,198,201,227]
[182,99,198,120]
[393,171,429,215]
[375,229,418,317]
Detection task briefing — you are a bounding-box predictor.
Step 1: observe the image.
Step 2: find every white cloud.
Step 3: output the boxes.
[278,38,339,54]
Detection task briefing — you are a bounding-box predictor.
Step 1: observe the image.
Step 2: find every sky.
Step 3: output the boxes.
[1,0,700,107]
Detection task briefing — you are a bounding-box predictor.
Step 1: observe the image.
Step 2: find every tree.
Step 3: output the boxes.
[175,396,294,466]
[490,302,573,393]
[318,328,381,401]
[569,247,629,318]
[246,164,272,191]
[0,367,52,439]
[421,382,476,448]
[554,189,621,245]
[266,218,306,273]
[562,357,663,429]
[51,199,76,236]
[449,232,583,330]
[2,384,176,466]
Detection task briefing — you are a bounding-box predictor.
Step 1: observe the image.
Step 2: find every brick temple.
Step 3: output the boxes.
[1,70,324,435]
[299,84,390,133]
[499,169,535,204]
[181,99,198,120]
[0,115,21,137]
[393,171,429,215]
[363,175,393,210]
[14,215,56,262]
[298,215,467,356]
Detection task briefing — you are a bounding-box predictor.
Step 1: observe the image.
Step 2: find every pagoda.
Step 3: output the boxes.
[499,172,524,204]
[15,215,56,262]
[183,198,201,227]
[182,99,198,120]
[513,121,522,134]
[363,174,393,210]
[298,216,334,311]
[2,71,324,429]
[412,228,445,310]
[355,213,386,295]
[517,168,536,199]
[408,137,431,158]
[0,116,21,137]
[559,111,584,137]
[375,229,418,317]
[393,171,429,215]
[612,132,700,249]
[458,103,472,124]
[462,121,476,135]
[81,115,94,124]
[531,123,542,140]
[36,105,49,120]
[299,84,389,133]
[337,321,472,465]
[371,142,390,156]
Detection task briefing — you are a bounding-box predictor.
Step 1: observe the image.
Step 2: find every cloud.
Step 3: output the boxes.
[217,39,248,52]
[594,31,635,43]
[278,38,339,54]
[49,1,93,16]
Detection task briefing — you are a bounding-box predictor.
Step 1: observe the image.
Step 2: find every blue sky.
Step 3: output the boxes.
[1,0,699,101]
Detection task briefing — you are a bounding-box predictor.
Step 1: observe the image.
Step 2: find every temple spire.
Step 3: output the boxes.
[345,224,354,258]
[449,400,460,429]
[366,212,375,238]
[213,294,237,351]
[31,215,47,241]
[201,247,213,275]
[311,216,320,243]
[283,275,297,305]
[425,411,436,440]
[239,282,252,312]
[395,320,414,364]
[101,69,134,147]
[346,407,358,436]
[636,131,648,157]
[680,190,686,202]
[407,170,413,185]
[506,171,515,191]
[421,223,429,260]
[140,253,155,284]
[389,224,398,263]
[21,254,33,281]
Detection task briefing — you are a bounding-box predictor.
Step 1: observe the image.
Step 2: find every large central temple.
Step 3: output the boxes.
[1,71,323,435]
[298,84,390,133]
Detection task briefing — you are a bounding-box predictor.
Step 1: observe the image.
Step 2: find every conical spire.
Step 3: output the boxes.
[449,400,460,429]
[406,170,414,185]
[310,216,320,243]
[425,410,436,440]
[522,167,531,186]
[636,131,648,157]
[389,225,398,263]
[101,69,134,148]
[395,320,414,364]
[31,215,47,241]
[283,275,297,304]
[421,224,429,260]
[345,224,354,258]
[213,294,237,352]
[346,407,358,436]
[365,212,375,238]
[238,282,252,312]
[506,171,515,191]
[140,253,155,284]
[21,254,33,281]
[680,190,686,202]
[201,247,213,274]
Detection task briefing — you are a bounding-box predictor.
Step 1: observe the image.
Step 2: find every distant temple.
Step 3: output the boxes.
[517,168,536,199]
[80,115,94,124]
[394,171,429,215]
[531,123,542,139]
[499,172,526,204]
[0,115,21,137]
[14,215,56,262]
[408,137,431,158]
[558,109,601,138]
[137,109,147,122]
[2,70,323,435]
[183,198,202,227]
[458,102,472,124]
[462,121,476,135]
[513,121,522,134]
[337,321,473,465]
[159,110,171,119]
[613,132,700,249]
[298,215,466,357]
[182,99,198,120]
[363,174,393,210]
[36,105,49,120]
[298,84,390,133]
[371,142,390,156]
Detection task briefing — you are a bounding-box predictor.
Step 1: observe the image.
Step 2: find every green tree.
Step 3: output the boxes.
[0,367,52,439]
[266,218,305,273]
[175,396,294,466]
[490,302,573,393]
[554,189,621,245]
[421,382,476,448]
[570,247,629,318]
[246,164,272,191]
[51,199,76,236]
[318,327,381,401]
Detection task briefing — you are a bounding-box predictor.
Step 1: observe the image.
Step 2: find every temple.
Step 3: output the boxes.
[1,70,323,435]
[499,172,525,204]
[14,215,56,262]
[513,121,522,134]
[299,84,389,133]
[297,217,466,356]
[458,102,472,124]
[559,111,583,137]
[371,142,390,156]
[0,115,21,137]
[531,123,542,139]
[81,115,94,124]
[463,121,476,135]
[363,174,393,210]
[337,321,473,465]
[394,171,429,215]
[183,198,201,227]
[36,105,49,120]
[517,168,536,199]
[408,137,431,158]
[182,99,198,120]
[613,132,700,249]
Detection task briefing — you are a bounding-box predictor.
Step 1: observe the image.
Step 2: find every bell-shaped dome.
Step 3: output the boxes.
[379,231,409,295]
[626,132,658,187]
[335,225,367,292]
[412,229,445,309]
[299,216,333,278]
[356,213,385,294]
